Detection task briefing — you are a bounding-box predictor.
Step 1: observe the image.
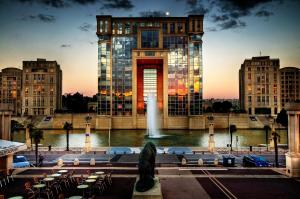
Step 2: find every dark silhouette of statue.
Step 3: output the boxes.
[136,142,157,192]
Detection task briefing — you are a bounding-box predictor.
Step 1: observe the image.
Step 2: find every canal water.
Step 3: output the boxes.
[12,129,287,148]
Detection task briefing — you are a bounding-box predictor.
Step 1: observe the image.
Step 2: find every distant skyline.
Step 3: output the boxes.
[0,0,300,98]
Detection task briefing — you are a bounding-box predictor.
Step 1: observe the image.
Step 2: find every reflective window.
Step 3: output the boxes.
[166,36,189,116]
[162,23,167,33]
[98,42,111,115]
[170,23,175,33]
[117,22,122,34]
[104,20,108,32]
[125,22,131,34]
[177,23,184,33]
[141,30,159,48]
[99,20,103,33]
[111,36,137,115]
[189,40,203,115]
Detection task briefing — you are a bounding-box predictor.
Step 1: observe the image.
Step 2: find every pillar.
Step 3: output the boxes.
[269,117,275,150]
[84,115,92,152]
[0,108,12,140]
[208,116,215,152]
[25,127,31,149]
[286,103,300,177]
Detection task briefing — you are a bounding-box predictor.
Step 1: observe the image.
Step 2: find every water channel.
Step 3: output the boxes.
[12,129,287,148]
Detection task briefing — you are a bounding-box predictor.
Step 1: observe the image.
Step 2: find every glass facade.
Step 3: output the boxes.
[98,41,111,115]
[112,36,136,115]
[97,16,203,118]
[164,36,189,116]
[189,36,203,115]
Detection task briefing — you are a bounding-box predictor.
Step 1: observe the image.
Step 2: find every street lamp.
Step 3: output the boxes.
[108,116,111,163]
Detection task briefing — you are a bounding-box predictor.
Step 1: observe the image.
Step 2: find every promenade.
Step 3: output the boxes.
[1,151,299,199]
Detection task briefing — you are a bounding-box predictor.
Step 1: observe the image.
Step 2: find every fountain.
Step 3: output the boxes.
[146,94,161,138]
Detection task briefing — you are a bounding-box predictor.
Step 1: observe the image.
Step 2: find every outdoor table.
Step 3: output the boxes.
[50,173,61,177]
[8,196,23,199]
[43,177,54,186]
[77,184,88,198]
[69,196,83,199]
[85,179,96,183]
[58,170,68,173]
[33,183,46,198]
[95,171,104,175]
[87,175,98,179]
[43,177,54,182]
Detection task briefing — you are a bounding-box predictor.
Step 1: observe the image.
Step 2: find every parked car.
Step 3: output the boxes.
[243,155,270,167]
[13,155,30,168]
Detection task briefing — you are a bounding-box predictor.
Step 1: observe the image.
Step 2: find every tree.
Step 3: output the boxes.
[263,125,271,151]
[276,108,288,147]
[212,101,233,113]
[212,102,222,113]
[276,109,288,127]
[63,122,73,151]
[272,130,280,167]
[229,124,237,151]
[222,101,233,113]
[31,129,44,166]
[10,120,23,141]
[27,123,34,149]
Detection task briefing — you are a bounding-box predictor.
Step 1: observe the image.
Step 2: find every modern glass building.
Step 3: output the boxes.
[96,15,204,129]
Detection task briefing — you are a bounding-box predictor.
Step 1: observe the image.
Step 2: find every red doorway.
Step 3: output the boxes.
[137,59,163,114]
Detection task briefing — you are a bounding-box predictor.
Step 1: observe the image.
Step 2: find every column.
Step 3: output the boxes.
[84,115,92,152]
[286,103,300,177]
[208,116,215,152]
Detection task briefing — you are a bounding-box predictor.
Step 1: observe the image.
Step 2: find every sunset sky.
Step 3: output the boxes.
[0,0,299,98]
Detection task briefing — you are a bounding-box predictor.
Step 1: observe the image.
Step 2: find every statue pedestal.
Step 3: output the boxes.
[286,152,300,177]
[132,177,163,199]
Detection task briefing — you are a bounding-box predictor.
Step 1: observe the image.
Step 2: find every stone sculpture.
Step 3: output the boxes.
[136,142,157,192]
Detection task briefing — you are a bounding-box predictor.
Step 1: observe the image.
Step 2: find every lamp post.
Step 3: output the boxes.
[228,108,233,153]
[108,116,111,163]
[207,115,215,153]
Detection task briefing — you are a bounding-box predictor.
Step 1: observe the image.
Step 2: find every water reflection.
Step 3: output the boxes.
[12,129,287,147]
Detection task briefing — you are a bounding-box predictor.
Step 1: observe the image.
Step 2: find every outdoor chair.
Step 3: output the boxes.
[6,169,14,183]
[51,180,62,194]
[103,173,112,188]
[33,177,41,184]
[75,177,82,186]
[86,170,91,176]
[41,184,54,199]
[95,178,106,194]
[24,181,38,199]
[69,170,77,184]
[0,171,6,187]
[106,172,112,186]
[60,174,71,190]
[43,172,48,178]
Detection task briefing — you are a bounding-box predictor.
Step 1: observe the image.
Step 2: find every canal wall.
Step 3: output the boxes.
[12,113,272,130]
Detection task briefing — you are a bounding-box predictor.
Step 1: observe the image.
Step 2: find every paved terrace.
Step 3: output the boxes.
[1,151,298,199]
[1,166,300,199]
